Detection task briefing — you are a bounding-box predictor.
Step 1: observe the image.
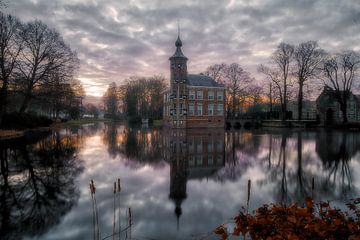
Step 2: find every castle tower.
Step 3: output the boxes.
[169,33,188,128]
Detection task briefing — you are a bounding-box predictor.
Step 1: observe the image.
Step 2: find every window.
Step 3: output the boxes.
[217,155,223,164]
[208,104,214,116]
[197,90,203,100]
[208,91,214,100]
[180,103,183,115]
[173,103,177,115]
[216,140,223,151]
[189,156,195,166]
[189,139,194,153]
[217,104,223,115]
[196,155,203,166]
[189,103,195,116]
[208,155,213,165]
[196,140,203,153]
[189,90,195,100]
[197,103,203,116]
[208,140,213,152]
[217,91,223,101]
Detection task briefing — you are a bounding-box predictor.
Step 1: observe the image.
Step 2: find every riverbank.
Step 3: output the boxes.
[0,129,25,140]
[0,118,112,140]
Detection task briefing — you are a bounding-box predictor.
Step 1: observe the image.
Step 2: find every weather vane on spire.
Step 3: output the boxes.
[177,19,180,37]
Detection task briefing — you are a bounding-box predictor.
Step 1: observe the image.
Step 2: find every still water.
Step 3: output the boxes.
[1,123,360,239]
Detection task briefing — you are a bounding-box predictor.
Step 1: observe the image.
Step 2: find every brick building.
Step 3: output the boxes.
[163,34,225,128]
[316,86,360,124]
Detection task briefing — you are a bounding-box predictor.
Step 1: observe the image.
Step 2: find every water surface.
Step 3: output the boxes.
[1,123,360,239]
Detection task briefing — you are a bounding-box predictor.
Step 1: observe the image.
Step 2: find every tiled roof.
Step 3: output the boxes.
[169,47,187,59]
[187,74,224,88]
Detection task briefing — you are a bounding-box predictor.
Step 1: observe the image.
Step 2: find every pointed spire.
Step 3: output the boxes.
[170,21,187,60]
[177,19,180,37]
[175,20,182,47]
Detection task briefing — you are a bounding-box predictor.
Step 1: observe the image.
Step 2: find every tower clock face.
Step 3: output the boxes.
[178,64,181,69]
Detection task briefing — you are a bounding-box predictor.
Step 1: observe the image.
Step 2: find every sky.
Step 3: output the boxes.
[6,0,360,98]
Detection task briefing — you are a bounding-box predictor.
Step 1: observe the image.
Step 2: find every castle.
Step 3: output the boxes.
[163,34,225,128]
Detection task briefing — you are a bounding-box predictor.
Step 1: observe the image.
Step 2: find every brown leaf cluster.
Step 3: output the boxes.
[214,198,360,240]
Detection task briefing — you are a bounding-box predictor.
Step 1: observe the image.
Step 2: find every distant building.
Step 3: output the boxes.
[163,34,226,128]
[288,100,317,120]
[316,86,360,124]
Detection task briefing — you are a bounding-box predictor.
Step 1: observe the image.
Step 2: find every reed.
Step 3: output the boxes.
[90,179,100,240]
[246,179,251,214]
[312,177,315,199]
[128,208,132,240]
[113,182,116,240]
[117,178,121,240]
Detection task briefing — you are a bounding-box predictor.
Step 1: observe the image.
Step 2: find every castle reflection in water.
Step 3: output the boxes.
[162,129,225,226]
[101,124,360,225]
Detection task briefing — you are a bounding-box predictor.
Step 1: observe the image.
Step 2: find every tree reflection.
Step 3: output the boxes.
[102,123,165,168]
[315,130,360,200]
[0,130,83,239]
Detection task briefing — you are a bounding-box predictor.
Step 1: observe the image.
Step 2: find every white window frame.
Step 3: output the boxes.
[197,90,203,100]
[217,103,223,115]
[208,91,214,100]
[189,103,195,116]
[197,103,203,116]
[217,91,223,101]
[189,90,195,100]
[208,104,214,116]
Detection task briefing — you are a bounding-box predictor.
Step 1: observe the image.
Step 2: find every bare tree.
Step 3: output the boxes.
[16,20,78,113]
[322,51,360,123]
[205,63,226,83]
[260,43,294,120]
[273,43,294,120]
[294,41,325,120]
[259,65,284,116]
[103,82,119,119]
[0,13,22,124]
[222,63,253,117]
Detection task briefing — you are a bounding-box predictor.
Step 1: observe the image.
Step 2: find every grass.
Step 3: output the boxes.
[152,119,163,127]
[60,118,112,125]
[0,129,24,139]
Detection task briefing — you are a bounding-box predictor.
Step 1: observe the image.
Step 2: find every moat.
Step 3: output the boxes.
[1,123,360,239]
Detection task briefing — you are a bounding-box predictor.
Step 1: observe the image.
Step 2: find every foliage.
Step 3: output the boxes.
[214,198,360,240]
[0,112,53,129]
[0,11,80,124]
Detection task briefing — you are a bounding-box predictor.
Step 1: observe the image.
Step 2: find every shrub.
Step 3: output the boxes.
[214,198,360,240]
[1,112,53,130]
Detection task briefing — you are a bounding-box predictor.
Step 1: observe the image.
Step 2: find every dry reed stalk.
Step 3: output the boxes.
[128,208,132,240]
[117,178,121,240]
[90,183,96,240]
[113,182,116,240]
[91,179,100,240]
[247,179,251,214]
[312,177,315,199]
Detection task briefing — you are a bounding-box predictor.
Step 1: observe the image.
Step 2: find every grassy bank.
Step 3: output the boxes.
[61,118,112,125]
[0,118,112,140]
[0,129,24,139]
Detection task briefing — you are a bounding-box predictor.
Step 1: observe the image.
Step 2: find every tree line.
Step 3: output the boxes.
[206,41,360,123]
[0,12,82,127]
[102,75,166,123]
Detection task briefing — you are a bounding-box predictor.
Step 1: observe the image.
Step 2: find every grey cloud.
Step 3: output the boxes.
[6,0,360,96]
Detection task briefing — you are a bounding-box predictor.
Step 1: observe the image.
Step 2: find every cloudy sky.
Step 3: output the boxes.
[6,0,360,97]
